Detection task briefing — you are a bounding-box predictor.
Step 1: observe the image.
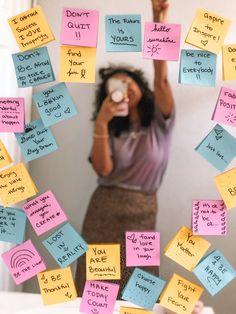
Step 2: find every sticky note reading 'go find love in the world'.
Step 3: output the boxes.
[0,98,25,133]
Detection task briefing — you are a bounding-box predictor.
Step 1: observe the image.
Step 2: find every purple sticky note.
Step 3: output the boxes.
[80,280,119,314]
[192,200,227,236]
[2,239,46,285]
[143,22,181,61]
[22,190,67,236]
[125,231,160,267]
[60,8,99,47]
[0,98,24,133]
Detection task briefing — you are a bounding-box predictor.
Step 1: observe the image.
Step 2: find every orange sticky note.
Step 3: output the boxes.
[159,273,204,314]
[37,267,77,305]
[8,6,55,51]
[120,307,153,314]
[185,9,231,54]
[86,244,121,280]
[59,46,96,83]
[164,226,210,271]
[0,140,12,169]
[222,45,236,80]
[0,162,37,206]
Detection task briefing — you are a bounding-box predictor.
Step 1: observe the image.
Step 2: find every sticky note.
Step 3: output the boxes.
[8,5,55,51]
[59,46,96,83]
[43,222,88,268]
[22,190,67,236]
[0,163,38,207]
[2,239,46,285]
[12,47,55,88]
[222,45,236,80]
[143,22,181,61]
[214,167,236,209]
[164,226,211,271]
[179,49,216,87]
[86,244,120,280]
[37,267,77,305]
[120,307,153,314]
[159,273,204,314]
[105,15,141,52]
[80,280,119,314]
[212,87,236,127]
[0,140,12,169]
[185,9,231,54]
[193,249,236,296]
[192,200,227,236]
[15,119,58,162]
[32,83,78,127]
[0,98,25,133]
[61,8,99,47]
[122,268,165,310]
[195,124,236,171]
[125,231,160,267]
[0,206,26,244]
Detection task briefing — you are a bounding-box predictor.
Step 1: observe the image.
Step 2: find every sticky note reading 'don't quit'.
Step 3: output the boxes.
[222,45,236,80]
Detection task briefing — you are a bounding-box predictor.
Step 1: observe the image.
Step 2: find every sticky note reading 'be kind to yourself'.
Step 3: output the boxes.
[222,45,236,80]
[0,140,12,169]
[0,98,25,133]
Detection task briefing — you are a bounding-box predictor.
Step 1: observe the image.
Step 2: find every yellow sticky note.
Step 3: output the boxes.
[59,46,96,83]
[160,273,204,314]
[0,140,12,169]
[8,5,55,52]
[164,226,210,271]
[0,162,37,206]
[37,267,77,305]
[86,244,120,280]
[214,167,236,209]
[185,9,231,54]
[222,45,236,80]
[120,307,153,314]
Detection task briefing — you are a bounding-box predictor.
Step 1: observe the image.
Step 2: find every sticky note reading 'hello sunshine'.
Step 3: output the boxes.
[0,140,12,169]
[222,45,236,80]
[0,98,25,133]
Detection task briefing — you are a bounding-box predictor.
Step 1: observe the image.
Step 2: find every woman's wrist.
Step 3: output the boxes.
[94,119,109,139]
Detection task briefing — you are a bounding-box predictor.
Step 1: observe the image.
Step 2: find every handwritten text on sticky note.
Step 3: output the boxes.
[0,140,12,169]
[222,45,236,80]
[0,98,25,133]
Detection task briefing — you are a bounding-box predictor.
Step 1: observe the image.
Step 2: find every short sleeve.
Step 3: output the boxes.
[154,104,175,134]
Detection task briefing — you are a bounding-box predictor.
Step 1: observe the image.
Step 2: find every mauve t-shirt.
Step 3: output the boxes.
[98,105,175,193]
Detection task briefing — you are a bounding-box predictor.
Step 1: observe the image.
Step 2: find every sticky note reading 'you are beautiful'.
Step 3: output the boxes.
[0,98,24,133]
[0,140,12,169]
[222,45,236,80]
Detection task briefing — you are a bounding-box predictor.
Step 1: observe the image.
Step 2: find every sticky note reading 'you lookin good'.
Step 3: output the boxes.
[0,98,25,133]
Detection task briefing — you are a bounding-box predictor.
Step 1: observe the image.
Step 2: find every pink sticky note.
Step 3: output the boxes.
[60,8,99,47]
[143,22,181,61]
[125,231,160,267]
[0,98,24,132]
[212,87,236,127]
[80,280,119,314]
[2,239,46,285]
[22,190,67,236]
[192,200,227,236]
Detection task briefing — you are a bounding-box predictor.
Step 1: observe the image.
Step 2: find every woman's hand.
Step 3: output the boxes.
[151,0,169,23]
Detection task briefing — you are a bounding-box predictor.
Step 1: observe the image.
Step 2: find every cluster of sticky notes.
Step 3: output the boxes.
[160,273,204,314]
[222,45,236,80]
[0,140,12,169]
[0,98,25,133]
[192,200,227,236]
[125,231,160,267]
[193,250,236,295]
[37,267,77,305]
[164,226,211,271]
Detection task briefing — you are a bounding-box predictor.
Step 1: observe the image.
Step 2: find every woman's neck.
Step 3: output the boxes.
[129,107,140,124]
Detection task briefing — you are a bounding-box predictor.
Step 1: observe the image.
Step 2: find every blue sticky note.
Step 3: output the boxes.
[122,268,166,310]
[105,15,141,52]
[12,47,55,88]
[0,206,26,244]
[32,83,78,127]
[195,124,236,171]
[42,222,88,268]
[15,119,58,162]
[193,249,236,296]
[179,49,216,87]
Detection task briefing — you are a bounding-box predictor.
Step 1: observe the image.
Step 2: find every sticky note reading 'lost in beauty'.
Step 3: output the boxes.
[222,45,236,80]
[105,15,141,52]
[120,307,153,314]
[86,244,120,280]
[0,98,24,133]
[0,140,12,169]
[61,8,99,47]
[192,200,227,236]
[80,280,119,314]
[185,9,231,54]
[125,231,160,267]
[164,226,211,271]
[143,23,181,61]
[37,267,77,305]
[159,273,204,314]
[8,5,55,51]
[43,222,88,268]
[2,239,46,285]
[22,190,67,236]
[0,163,37,207]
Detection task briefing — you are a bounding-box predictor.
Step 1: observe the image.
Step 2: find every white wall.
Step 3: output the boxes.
[24,1,236,313]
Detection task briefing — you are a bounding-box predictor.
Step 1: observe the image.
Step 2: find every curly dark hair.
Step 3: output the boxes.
[93,65,155,137]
